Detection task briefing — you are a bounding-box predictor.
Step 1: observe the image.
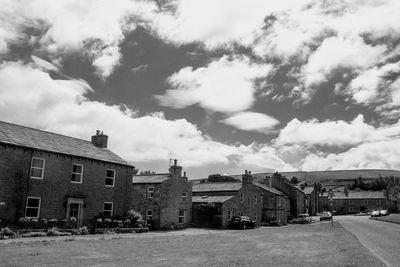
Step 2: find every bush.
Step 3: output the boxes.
[78,226,89,235]
[0,227,15,237]
[21,232,46,238]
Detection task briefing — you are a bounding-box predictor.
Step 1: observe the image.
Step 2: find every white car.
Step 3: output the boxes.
[380,210,390,216]
[370,210,380,217]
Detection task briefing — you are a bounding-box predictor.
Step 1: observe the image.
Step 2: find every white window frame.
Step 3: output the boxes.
[103,202,113,217]
[25,197,41,218]
[105,169,115,187]
[178,210,185,224]
[182,192,188,202]
[240,194,244,203]
[30,157,45,179]
[71,164,83,184]
[147,186,154,199]
[255,195,258,204]
[146,209,153,221]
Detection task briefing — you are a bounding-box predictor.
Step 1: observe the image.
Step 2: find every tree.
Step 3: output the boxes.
[207,174,238,183]
[290,176,299,184]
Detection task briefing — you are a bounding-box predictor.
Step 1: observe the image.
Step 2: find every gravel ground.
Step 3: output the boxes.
[0,222,385,267]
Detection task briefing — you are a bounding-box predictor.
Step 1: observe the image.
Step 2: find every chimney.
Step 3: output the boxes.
[242,170,253,186]
[169,158,182,177]
[265,176,271,187]
[91,130,108,148]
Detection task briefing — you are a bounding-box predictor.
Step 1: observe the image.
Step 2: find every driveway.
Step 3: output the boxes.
[335,215,400,267]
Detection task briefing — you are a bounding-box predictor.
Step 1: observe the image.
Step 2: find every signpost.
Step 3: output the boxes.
[328,189,334,227]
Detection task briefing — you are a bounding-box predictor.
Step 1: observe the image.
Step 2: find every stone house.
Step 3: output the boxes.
[0,121,135,226]
[296,185,318,216]
[130,160,192,230]
[192,171,289,228]
[271,172,306,218]
[319,189,390,214]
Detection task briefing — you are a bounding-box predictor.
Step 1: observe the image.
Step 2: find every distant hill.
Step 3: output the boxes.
[195,169,400,187]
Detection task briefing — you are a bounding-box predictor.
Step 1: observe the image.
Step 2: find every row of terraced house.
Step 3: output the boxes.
[1,121,395,230]
[0,121,310,229]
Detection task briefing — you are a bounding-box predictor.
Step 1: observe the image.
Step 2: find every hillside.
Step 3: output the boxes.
[195,169,400,186]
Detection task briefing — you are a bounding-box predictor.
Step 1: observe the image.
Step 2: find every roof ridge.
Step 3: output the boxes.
[0,120,96,145]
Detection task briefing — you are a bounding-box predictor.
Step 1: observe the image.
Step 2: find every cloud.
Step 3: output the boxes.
[221,112,279,133]
[0,0,158,79]
[300,140,400,171]
[274,114,400,148]
[0,60,292,172]
[155,55,272,113]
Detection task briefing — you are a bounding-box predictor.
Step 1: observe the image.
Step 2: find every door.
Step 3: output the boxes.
[66,198,84,226]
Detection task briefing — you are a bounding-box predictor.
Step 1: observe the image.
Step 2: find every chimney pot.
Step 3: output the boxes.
[174,159,177,166]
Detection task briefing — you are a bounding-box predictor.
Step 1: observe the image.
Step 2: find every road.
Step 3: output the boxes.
[335,215,400,267]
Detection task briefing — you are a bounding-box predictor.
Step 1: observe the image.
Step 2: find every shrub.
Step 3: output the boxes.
[0,227,15,237]
[21,232,46,238]
[78,226,89,235]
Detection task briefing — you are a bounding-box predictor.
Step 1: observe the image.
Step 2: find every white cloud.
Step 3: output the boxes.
[274,114,400,147]
[0,0,157,78]
[155,55,272,113]
[301,36,386,88]
[301,140,400,171]
[0,61,292,172]
[221,111,279,133]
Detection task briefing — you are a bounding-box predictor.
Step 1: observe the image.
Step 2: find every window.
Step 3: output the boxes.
[349,207,354,212]
[364,200,368,205]
[240,211,244,216]
[103,202,113,217]
[25,197,41,218]
[228,210,236,220]
[182,192,188,202]
[71,164,83,183]
[228,210,232,219]
[179,210,185,224]
[376,200,380,205]
[255,195,258,204]
[277,197,282,207]
[30,158,45,179]
[105,169,115,187]
[240,194,244,203]
[147,186,154,199]
[146,210,153,221]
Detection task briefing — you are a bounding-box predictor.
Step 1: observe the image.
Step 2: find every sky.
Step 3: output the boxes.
[1,0,400,178]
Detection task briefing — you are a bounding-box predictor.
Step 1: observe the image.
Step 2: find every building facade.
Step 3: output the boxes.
[319,190,389,214]
[192,171,289,228]
[130,160,192,230]
[0,121,135,226]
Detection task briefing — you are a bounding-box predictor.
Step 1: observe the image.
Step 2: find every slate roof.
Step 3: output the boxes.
[321,190,386,199]
[132,174,170,184]
[192,182,242,193]
[295,186,315,195]
[253,182,287,197]
[192,195,234,203]
[0,120,132,167]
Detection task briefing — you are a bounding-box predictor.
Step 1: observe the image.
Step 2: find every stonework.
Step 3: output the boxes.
[130,161,192,230]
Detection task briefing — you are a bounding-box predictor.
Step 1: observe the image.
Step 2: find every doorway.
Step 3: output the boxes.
[66,198,84,226]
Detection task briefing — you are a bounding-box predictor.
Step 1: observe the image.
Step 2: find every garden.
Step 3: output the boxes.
[0,209,148,240]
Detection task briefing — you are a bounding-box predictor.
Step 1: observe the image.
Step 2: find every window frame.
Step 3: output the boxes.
[178,210,185,224]
[255,195,258,204]
[71,164,83,184]
[147,186,155,199]
[277,196,282,207]
[105,169,115,187]
[25,197,41,218]
[103,202,113,217]
[146,209,153,221]
[240,193,244,203]
[30,157,45,179]
[182,192,188,202]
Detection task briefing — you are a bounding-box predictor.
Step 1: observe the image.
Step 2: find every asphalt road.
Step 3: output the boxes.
[335,215,400,267]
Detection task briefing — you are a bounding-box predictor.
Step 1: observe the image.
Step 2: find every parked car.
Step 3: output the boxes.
[370,210,381,217]
[229,216,255,229]
[320,211,332,221]
[380,210,390,216]
[298,214,312,224]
